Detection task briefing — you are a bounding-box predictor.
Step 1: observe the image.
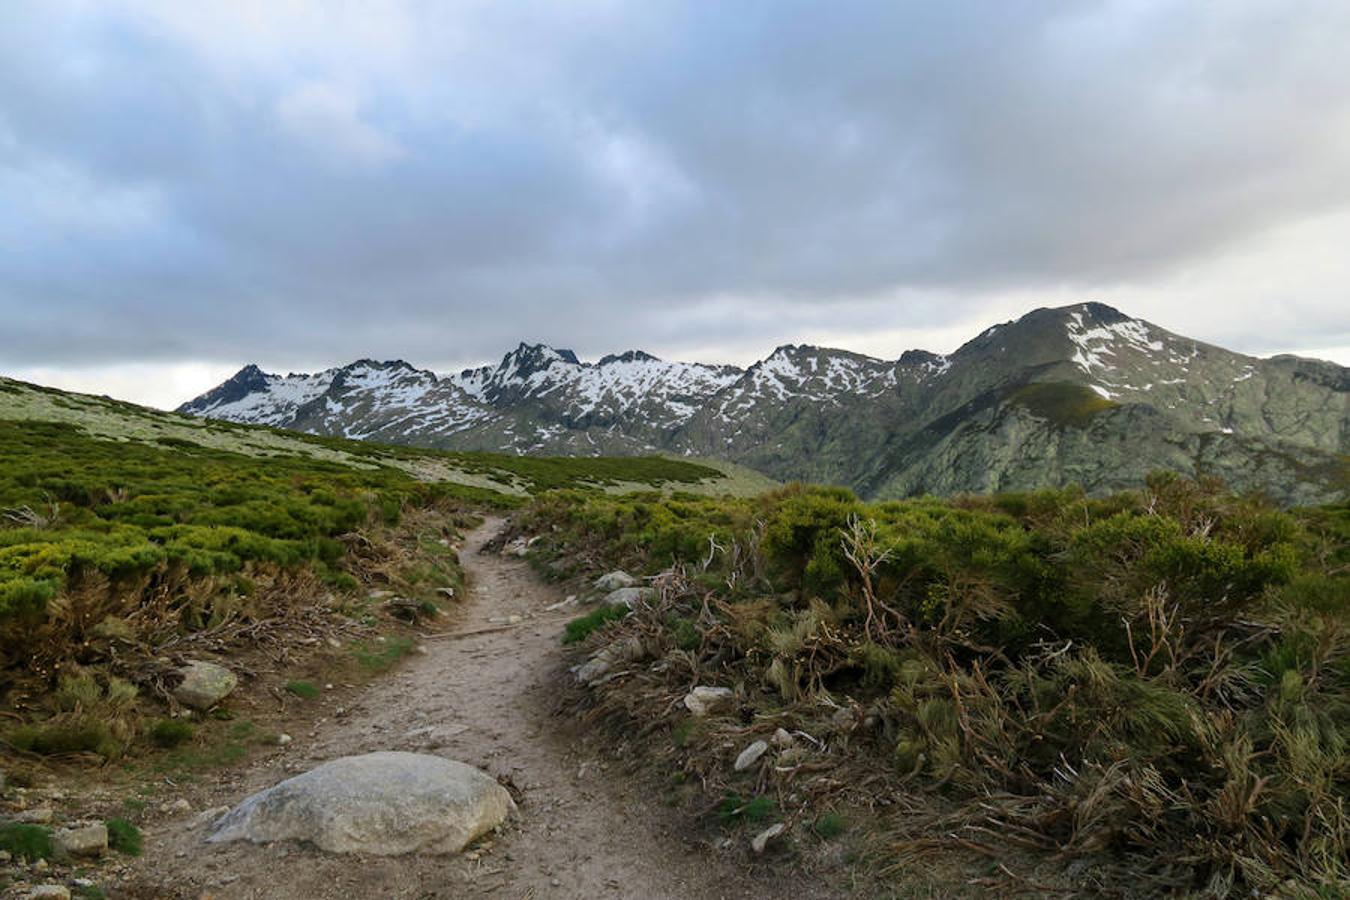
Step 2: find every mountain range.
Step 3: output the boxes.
[179,303,1349,504]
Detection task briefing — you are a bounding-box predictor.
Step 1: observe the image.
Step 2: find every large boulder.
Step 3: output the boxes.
[208,752,515,855]
[173,660,237,710]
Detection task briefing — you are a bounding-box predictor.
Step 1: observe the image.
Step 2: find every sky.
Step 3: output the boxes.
[2,1,1349,410]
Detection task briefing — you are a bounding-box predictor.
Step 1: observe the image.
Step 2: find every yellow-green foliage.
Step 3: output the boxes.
[524,476,1349,893]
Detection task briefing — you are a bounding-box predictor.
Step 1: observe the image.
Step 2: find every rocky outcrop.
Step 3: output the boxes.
[180,304,1348,505]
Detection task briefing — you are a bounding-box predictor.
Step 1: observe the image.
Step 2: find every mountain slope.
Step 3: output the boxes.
[179,304,1349,504]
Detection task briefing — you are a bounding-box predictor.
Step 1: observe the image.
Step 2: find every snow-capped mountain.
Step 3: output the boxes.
[180,304,1349,504]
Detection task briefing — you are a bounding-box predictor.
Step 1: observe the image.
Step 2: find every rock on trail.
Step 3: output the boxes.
[208,751,515,855]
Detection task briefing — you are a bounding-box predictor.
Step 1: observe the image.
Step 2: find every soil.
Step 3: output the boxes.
[119,517,846,900]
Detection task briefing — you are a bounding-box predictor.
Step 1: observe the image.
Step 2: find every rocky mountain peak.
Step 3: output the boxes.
[177,305,1348,505]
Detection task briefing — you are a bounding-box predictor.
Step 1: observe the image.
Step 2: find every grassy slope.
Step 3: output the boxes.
[515,479,1349,896]
[0,375,768,766]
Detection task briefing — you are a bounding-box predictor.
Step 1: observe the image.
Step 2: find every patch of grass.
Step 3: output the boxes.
[672,720,698,748]
[1006,381,1117,427]
[813,811,847,839]
[148,718,196,748]
[667,615,700,651]
[717,793,776,825]
[284,679,320,700]
[351,636,414,673]
[7,721,119,758]
[563,605,630,644]
[105,817,142,856]
[0,822,53,861]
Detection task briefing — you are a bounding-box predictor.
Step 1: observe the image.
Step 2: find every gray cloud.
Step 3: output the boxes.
[2,1,1350,381]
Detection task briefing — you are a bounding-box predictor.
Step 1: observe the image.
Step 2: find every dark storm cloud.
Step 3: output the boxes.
[2,1,1349,374]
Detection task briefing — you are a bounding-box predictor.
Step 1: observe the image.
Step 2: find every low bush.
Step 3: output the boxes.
[522,476,1348,895]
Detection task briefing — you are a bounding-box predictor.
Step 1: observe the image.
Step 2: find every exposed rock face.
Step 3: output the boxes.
[208,752,515,855]
[180,304,1349,505]
[172,660,238,710]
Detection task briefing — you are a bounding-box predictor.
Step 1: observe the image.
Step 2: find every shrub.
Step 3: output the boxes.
[105,817,142,856]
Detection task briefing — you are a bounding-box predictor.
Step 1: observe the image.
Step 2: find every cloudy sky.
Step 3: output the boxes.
[3,1,1349,409]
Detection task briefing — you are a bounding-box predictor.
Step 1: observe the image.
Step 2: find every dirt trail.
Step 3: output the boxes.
[129,517,836,899]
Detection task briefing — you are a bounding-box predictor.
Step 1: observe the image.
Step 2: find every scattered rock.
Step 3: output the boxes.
[16,806,53,824]
[771,728,794,748]
[160,798,193,815]
[25,887,70,900]
[209,751,516,855]
[734,740,769,772]
[602,586,655,608]
[593,571,636,592]
[751,822,786,854]
[436,587,456,599]
[277,733,293,746]
[368,589,395,600]
[172,659,238,710]
[572,635,648,686]
[54,822,108,858]
[683,686,735,717]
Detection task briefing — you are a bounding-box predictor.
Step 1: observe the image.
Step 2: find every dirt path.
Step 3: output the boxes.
[127,518,838,899]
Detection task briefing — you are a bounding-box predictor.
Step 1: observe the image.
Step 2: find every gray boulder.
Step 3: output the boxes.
[734,740,769,772]
[208,751,515,855]
[593,571,637,592]
[602,586,656,608]
[173,660,238,710]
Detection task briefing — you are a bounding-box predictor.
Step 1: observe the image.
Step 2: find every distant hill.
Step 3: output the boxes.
[180,303,1348,505]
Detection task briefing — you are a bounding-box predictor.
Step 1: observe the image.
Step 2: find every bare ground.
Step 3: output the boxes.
[122,517,846,900]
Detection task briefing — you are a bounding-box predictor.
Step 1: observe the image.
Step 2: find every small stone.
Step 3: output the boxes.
[160,798,193,814]
[683,686,735,717]
[55,822,108,858]
[192,805,232,830]
[734,740,769,772]
[0,849,10,862]
[277,733,293,746]
[17,806,53,824]
[571,656,611,685]
[592,571,636,592]
[25,886,70,900]
[326,637,342,649]
[33,857,49,871]
[751,822,786,855]
[172,659,238,710]
[771,728,794,748]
